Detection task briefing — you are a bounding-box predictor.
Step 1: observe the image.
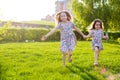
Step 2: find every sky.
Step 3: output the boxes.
[0,0,57,21]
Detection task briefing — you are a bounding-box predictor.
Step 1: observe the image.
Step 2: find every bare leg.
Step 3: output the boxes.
[62,53,66,66]
[68,50,72,63]
[94,47,100,66]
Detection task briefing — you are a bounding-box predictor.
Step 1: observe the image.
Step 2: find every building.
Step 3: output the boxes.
[41,14,54,22]
[41,0,70,22]
[55,0,70,12]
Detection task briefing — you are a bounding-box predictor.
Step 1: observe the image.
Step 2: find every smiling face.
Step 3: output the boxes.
[60,12,68,22]
[92,19,104,30]
[55,11,72,24]
[95,22,101,29]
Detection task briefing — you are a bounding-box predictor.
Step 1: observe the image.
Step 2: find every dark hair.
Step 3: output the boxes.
[89,19,104,30]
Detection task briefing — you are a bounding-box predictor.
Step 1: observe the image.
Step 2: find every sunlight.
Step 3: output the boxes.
[78,0,82,2]
[0,0,56,21]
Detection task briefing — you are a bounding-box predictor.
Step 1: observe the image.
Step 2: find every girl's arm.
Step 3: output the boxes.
[84,30,92,39]
[74,26,85,37]
[103,31,108,39]
[103,35,108,39]
[41,27,58,41]
[85,33,91,38]
[45,27,57,38]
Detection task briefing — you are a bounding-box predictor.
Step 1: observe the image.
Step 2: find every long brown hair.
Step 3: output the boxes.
[88,19,104,30]
[55,10,72,25]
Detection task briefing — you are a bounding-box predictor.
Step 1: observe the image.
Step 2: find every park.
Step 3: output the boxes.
[0,0,120,80]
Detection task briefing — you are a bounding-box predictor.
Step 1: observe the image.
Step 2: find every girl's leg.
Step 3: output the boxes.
[62,52,66,66]
[68,50,72,62]
[94,47,100,66]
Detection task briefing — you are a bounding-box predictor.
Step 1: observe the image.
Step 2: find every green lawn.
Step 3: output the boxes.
[0,41,120,80]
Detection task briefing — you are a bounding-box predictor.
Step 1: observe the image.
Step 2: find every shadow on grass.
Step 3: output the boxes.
[66,64,97,80]
[0,64,1,79]
[103,40,120,45]
[0,64,7,80]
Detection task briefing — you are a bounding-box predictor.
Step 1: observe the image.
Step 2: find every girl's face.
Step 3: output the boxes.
[95,22,101,29]
[60,12,67,22]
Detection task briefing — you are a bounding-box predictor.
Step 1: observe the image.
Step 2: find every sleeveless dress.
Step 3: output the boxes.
[90,29,104,50]
[56,21,77,53]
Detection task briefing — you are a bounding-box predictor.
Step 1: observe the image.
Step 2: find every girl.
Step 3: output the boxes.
[41,10,85,66]
[85,19,108,66]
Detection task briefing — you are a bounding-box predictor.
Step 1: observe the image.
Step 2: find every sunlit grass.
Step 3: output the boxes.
[0,41,120,80]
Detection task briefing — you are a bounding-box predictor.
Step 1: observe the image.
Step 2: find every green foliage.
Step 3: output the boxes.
[0,21,11,34]
[0,28,84,42]
[0,21,11,40]
[71,0,120,31]
[2,28,59,42]
[0,28,120,42]
[1,28,49,42]
[117,38,120,44]
[109,0,120,31]
[0,41,120,80]
[107,32,120,40]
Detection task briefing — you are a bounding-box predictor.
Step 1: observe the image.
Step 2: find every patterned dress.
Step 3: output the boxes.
[90,29,104,50]
[56,21,77,53]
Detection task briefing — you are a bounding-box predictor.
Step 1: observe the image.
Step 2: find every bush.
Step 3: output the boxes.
[0,28,120,42]
[117,38,120,44]
[108,32,120,40]
[0,21,11,41]
[0,28,60,42]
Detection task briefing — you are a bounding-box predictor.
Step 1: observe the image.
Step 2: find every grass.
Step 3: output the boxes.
[0,41,120,80]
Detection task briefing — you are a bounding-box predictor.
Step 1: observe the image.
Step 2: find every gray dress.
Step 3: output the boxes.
[90,29,104,50]
[56,21,77,53]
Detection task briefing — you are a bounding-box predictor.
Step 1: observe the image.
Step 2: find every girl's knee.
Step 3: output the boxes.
[95,47,99,52]
[95,50,99,53]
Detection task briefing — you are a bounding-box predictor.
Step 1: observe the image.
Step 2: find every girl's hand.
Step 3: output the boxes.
[103,36,109,40]
[41,36,47,41]
[105,36,109,40]
[83,35,88,39]
[105,32,109,40]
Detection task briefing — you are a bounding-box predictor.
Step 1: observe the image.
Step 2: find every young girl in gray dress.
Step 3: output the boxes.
[85,19,108,66]
[41,10,85,66]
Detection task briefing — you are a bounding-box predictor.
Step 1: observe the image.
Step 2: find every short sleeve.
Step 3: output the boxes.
[70,22,76,28]
[90,30,94,36]
[101,30,104,36]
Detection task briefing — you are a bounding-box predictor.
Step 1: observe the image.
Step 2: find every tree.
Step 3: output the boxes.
[71,0,119,31]
[108,0,120,31]
[0,21,11,40]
